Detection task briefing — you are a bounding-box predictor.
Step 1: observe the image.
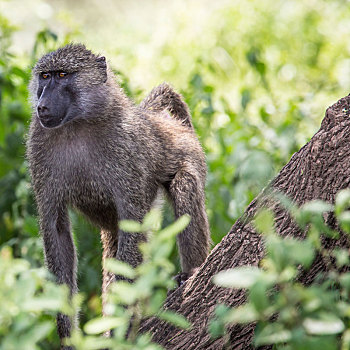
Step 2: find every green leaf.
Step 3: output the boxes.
[23,216,38,236]
[119,220,143,233]
[110,281,138,304]
[301,200,333,214]
[340,273,350,291]
[254,323,292,345]
[333,249,349,268]
[298,201,333,227]
[104,259,136,279]
[158,215,190,241]
[338,211,350,234]
[67,331,114,349]
[142,208,163,231]
[209,304,231,338]
[215,304,231,318]
[335,189,350,215]
[213,267,262,289]
[158,310,191,329]
[249,281,269,313]
[209,319,226,338]
[284,238,315,268]
[22,297,63,312]
[254,209,275,236]
[145,289,167,315]
[303,317,344,335]
[225,304,258,324]
[84,316,126,335]
[136,333,164,349]
[341,329,350,350]
[27,321,53,342]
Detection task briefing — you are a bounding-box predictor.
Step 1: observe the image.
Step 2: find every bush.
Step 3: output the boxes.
[0,210,191,349]
[0,246,69,350]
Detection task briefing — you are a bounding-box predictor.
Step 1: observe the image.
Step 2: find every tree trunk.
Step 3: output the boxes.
[140,95,350,349]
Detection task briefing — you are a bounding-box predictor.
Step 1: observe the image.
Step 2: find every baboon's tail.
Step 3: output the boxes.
[140,83,193,129]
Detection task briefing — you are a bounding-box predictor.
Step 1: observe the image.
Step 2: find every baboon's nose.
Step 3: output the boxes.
[37,103,50,117]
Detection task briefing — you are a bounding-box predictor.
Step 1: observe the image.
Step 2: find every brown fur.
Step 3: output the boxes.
[26,44,210,348]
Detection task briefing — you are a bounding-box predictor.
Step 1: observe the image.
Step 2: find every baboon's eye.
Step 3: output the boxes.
[41,72,50,79]
[58,72,67,78]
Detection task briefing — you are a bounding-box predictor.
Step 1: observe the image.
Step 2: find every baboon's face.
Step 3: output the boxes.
[32,44,108,129]
[36,71,77,128]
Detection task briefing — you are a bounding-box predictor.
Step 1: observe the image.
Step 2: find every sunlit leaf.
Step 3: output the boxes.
[158,215,190,241]
[213,267,262,289]
[142,208,163,231]
[225,304,258,324]
[338,211,350,234]
[303,317,344,335]
[119,220,142,233]
[254,323,292,345]
[335,189,350,215]
[254,209,275,236]
[104,259,136,279]
[84,316,126,335]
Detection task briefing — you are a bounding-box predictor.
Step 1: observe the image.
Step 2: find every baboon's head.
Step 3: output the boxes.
[30,44,108,129]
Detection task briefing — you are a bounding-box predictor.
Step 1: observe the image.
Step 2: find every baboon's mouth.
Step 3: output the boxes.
[37,114,65,129]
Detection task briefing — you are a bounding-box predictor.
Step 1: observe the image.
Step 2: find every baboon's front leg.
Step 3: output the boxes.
[39,204,77,349]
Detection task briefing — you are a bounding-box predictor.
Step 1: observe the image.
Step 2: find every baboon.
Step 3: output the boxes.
[26,44,210,347]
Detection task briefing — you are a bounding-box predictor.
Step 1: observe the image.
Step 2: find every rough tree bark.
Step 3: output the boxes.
[140,95,350,349]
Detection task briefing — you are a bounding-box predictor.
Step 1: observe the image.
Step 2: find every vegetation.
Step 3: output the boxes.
[0,210,191,350]
[211,191,350,349]
[2,0,350,348]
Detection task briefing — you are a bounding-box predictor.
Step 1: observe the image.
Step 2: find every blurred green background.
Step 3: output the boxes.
[1,0,350,330]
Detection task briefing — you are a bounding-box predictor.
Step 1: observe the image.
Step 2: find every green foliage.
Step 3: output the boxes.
[0,14,33,246]
[168,0,350,242]
[211,189,350,349]
[0,210,190,349]
[68,209,190,350]
[0,246,69,350]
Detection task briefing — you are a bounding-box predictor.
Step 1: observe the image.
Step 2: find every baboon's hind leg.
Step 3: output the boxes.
[168,167,210,275]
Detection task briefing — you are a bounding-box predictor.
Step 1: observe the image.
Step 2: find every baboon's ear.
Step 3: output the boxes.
[96,56,107,83]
